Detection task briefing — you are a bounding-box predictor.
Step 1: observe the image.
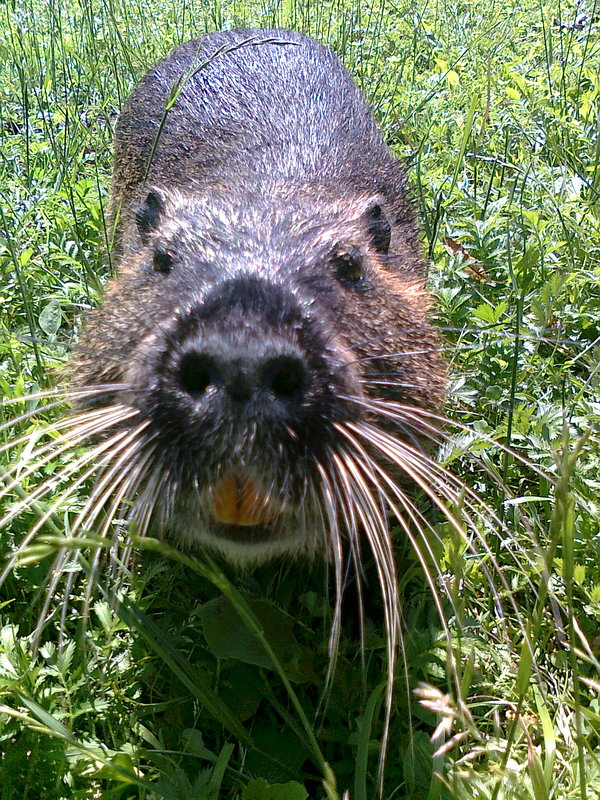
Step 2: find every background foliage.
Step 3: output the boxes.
[0,0,598,797]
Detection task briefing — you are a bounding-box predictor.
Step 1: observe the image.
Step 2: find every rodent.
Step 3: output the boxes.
[71,28,447,564]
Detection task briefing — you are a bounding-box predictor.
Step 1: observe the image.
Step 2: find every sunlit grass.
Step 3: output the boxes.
[0,0,598,797]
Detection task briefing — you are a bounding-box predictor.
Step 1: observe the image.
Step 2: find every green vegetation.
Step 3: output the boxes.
[0,0,598,797]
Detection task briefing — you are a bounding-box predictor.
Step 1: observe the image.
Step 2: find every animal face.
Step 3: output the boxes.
[72,184,445,562]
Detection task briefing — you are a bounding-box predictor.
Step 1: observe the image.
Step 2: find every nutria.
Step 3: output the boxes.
[68,28,446,566]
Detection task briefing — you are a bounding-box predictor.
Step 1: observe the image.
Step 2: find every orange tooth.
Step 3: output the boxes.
[211,473,238,524]
[210,472,272,526]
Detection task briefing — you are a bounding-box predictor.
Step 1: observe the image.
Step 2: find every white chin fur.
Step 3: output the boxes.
[167,515,322,567]
[176,527,318,566]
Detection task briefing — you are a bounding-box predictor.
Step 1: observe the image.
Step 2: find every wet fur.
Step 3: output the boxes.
[72,29,447,561]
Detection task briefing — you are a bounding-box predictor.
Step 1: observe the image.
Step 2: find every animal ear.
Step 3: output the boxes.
[363,203,391,254]
[136,188,166,243]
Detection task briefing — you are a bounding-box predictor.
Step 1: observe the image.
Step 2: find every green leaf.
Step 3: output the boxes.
[573,564,586,585]
[354,683,384,800]
[101,753,138,784]
[199,596,315,682]
[243,778,308,800]
[515,637,533,697]
[515,247,540,273]
[204,743,235,800]
[403,731,435,798]
[527,745,549,800]
[182,728,218,761]
[19,247,33,267]
[115,596,252,745]
[472,301,508,324]
[244,719,309,783]
[38,300,62,336]
[446,69,459,87]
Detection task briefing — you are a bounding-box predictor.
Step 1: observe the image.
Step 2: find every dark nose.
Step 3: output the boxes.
[177,347,307,405]
[169,277,310,413]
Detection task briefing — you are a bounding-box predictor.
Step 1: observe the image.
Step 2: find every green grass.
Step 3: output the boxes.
[0,0,599,798]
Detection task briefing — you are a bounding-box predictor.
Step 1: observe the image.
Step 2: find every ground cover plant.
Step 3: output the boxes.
[0,0,599,797]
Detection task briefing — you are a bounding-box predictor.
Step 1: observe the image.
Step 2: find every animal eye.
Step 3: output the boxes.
[334,248,364,285]
[153,249,173,273]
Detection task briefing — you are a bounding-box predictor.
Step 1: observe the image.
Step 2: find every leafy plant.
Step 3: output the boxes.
[0,0,598,798]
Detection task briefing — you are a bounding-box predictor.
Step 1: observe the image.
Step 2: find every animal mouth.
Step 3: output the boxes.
[209,470,278,530]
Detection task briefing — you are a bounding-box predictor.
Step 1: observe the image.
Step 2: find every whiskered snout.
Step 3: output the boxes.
[176,346,307,405]
[165,277,311,425]
[118,275,362,557]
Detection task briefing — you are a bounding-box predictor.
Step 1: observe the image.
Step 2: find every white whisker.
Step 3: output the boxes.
[330,447,399,792]
[0,406,139,501]
[0,419,137,531]
[0,385,132,432]
[32,422,155,642]
[81,440,158,624]
[355,418,539,590]
[0,425,146,589]
[343,418,540,673]
[315,462,343,685]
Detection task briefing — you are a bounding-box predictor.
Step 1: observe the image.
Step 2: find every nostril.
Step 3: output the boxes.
[178,352,216,397]
[263,356,307,400]
[176,348,306,404]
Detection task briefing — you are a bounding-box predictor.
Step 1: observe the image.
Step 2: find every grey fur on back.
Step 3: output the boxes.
[111,29,411,249]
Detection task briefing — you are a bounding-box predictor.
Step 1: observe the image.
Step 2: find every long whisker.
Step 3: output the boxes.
[314,463,344,687]
[355,396,553,482]
[0,406,139,499]
[31,422,154,642]
[0,404,132,464]
[78,438,159,632]
[1,424,145,584]
[348,400,543,575]
[360,377,562,418]
[70,426,154,539]
[330,431,472,786]
[340,424,507,707]
[330,447,399,793]
[345,420,542,670]
[0,383,131,410]
[346,393,548,551]
[111,459,168,595]
[333,422,466,629]
[0,410,139,530]
[346,325,591,352]
[1,426,150,636]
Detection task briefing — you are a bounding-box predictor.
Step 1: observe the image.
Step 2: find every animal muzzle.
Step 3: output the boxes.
[134,276,359,528]
[164,276,313,432]
[175,332,308,414]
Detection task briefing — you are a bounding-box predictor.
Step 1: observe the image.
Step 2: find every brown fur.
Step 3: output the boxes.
[71,29,446,560]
